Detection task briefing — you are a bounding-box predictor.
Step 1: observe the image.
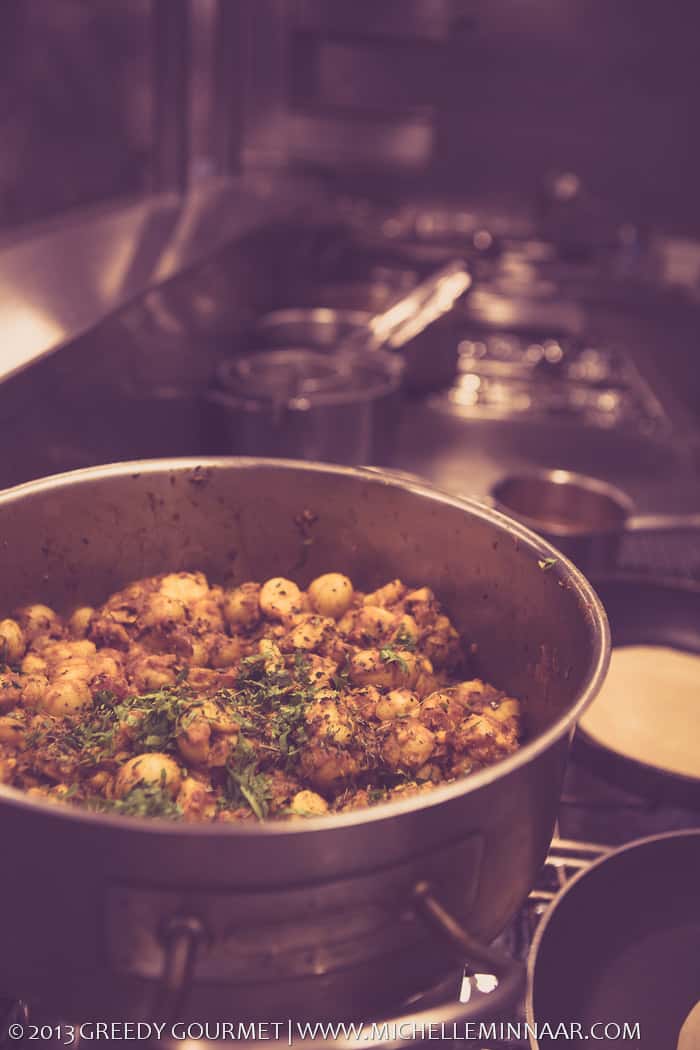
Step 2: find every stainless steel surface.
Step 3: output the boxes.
[211,349,403,463]
[152,0,191,193]
[0,174,327,384]
[489,469,700,575]
[255,308,372,349]
[0,458,608,1021]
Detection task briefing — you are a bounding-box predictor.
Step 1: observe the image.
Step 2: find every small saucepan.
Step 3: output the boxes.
[527,830,700,1049]
[490,469,700,575]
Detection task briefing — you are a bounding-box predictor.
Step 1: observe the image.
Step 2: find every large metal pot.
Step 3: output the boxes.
[0,460,608,1023]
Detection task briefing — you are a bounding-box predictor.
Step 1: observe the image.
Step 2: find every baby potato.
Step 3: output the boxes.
[115,753,182,799]
[190,597,225,634]
[258,638,285,675]
[375,689,420,722]
[0,619,25,665]
[299,744,360,794]
[338,605,396,644]
[259,577,302,620]
[308,573,353,619]
[208,632,243,668]
[67,607,95,639]
[0,715,25,749]
[15,604,62,643]
[348,649,430,691]
[21,674,49,709]
[222,582,261,629]
[305,698,354,746]
[128,653,178,692]
[177,776,215,820]
[383,718,436,771]
[286,614,335,652]
[21,652,48,675]
[177,717,212,765]
[159,572,210,604]
[0,673,22,713]
[290,789,329,816]
[488,697,521,724]
[52,660,93,684]
[140,594,187,630]
[41,679,92,718]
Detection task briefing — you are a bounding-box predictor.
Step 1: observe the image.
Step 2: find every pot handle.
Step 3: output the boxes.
[153,884,523,1044]
[411,880,525,1022]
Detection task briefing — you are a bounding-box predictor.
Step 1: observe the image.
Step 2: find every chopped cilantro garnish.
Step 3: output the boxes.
[379,647,409,673]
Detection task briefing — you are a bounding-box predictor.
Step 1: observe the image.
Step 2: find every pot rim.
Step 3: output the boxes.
[525,827,700,1047]
[0,457,610,839]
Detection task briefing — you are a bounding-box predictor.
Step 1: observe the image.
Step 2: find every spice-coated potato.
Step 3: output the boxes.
[308,574,354,619]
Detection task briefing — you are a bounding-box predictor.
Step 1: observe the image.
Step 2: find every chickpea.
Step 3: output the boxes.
[290,789,329,816]
[41,679,92,718]
[0,673,22,713]
[15,604,61,642]
[0,716,25,749]
[0,619,25,665]
[259,577,302,620]
[115,753,182,799]
[383,718,435,771]
[67,607,95,639]
[375,689,420,721]
[222,582,261,629]
[308,573,354,620]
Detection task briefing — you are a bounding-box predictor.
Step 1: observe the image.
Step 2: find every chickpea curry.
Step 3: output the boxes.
[0,572,522,822]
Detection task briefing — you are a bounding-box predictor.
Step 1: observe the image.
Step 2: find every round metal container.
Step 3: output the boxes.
[210,349,403,464]
[0,459,609,1021]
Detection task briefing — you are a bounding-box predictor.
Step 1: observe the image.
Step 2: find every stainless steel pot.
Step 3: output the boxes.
[209,349,403,464]
[490,469,700,575]
[0,459,608,1023]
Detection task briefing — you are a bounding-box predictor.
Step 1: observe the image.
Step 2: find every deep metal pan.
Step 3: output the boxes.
[527,830,700,1049]
[0,459,608,1024]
